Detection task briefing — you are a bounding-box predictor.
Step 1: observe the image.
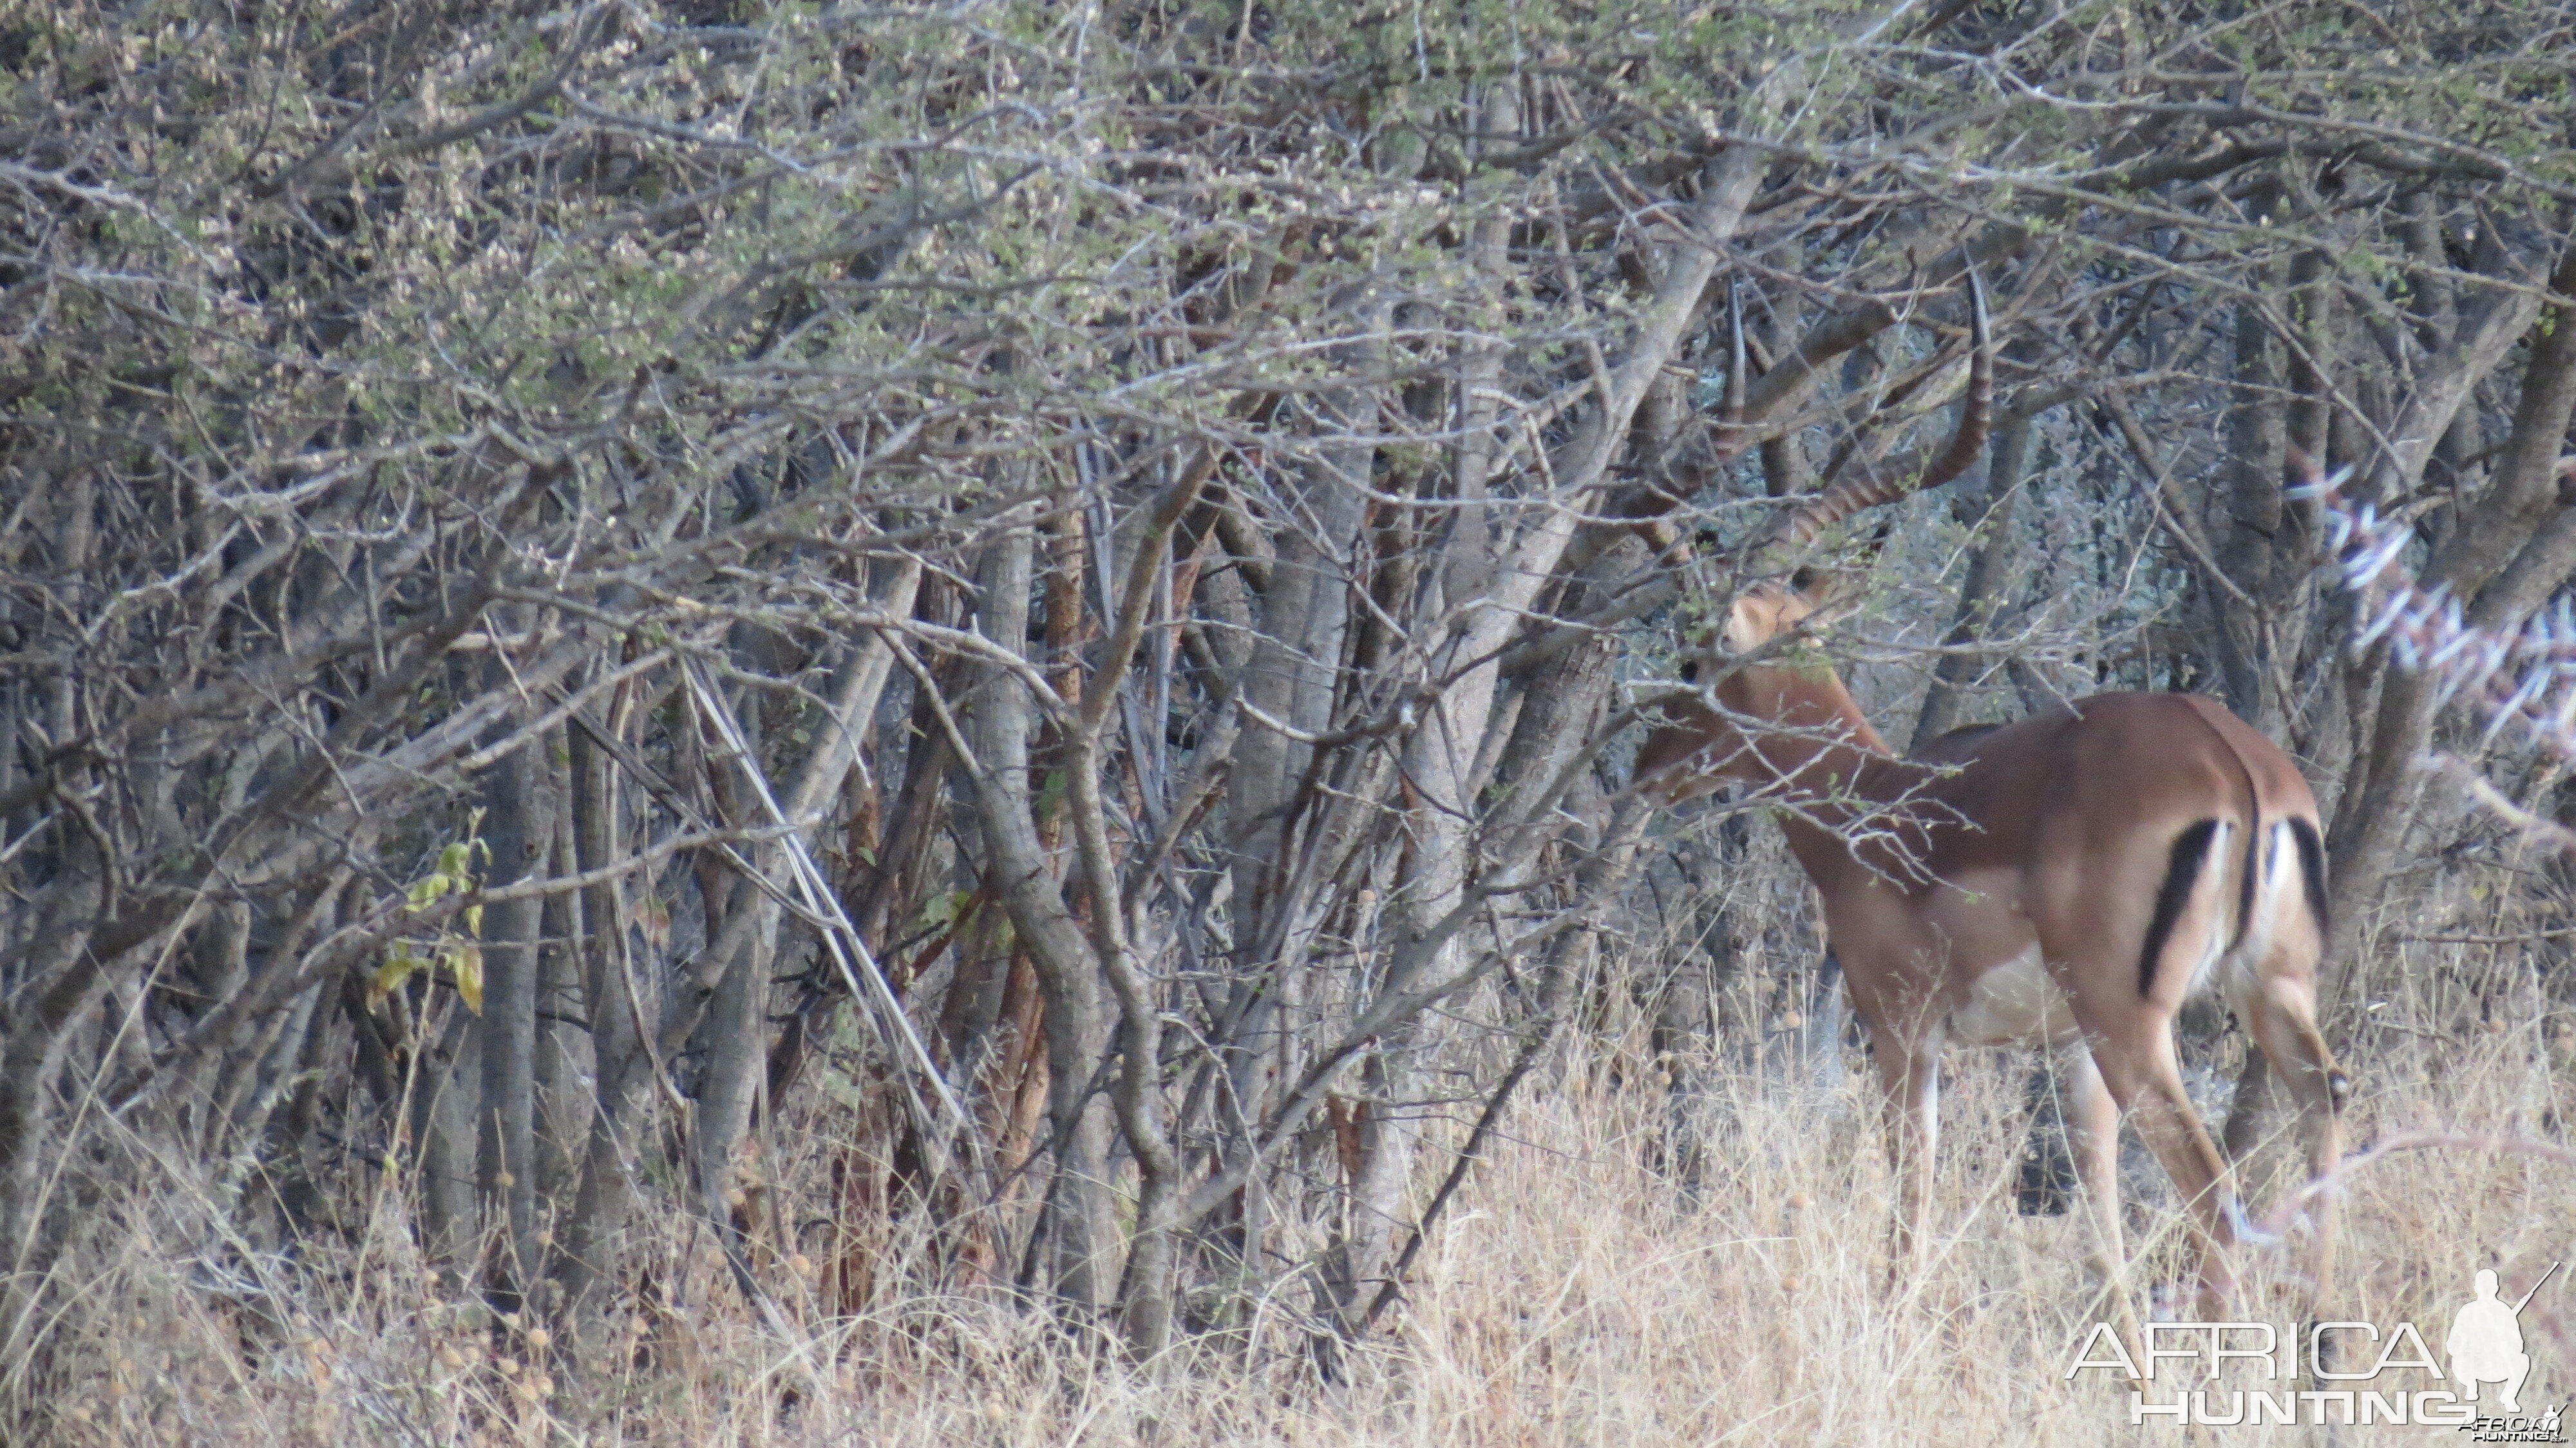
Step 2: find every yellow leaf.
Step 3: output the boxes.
[450,944,485,1015]
[368,947,422,1009]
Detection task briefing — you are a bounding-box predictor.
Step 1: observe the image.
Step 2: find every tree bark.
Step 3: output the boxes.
[2327,246,2576,952]
[478,698,562,1310]
[964,528,1115,1314]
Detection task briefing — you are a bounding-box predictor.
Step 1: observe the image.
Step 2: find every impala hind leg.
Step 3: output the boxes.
[2061,1053,2129,1288]
[2077,1007,2242,1320]
[2231,967,2349,1313]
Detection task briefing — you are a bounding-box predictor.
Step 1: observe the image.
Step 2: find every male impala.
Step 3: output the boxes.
[1635,280,2349,1319]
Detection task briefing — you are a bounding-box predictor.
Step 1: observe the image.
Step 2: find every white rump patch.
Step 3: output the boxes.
[2213,821,2298,996]
[2170,819,2235,1000]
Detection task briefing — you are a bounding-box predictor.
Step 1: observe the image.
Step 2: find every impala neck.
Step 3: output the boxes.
[1706,663,1929,882]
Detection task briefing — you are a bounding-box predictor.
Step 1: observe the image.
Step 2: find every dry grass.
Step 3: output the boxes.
[10,944,2572,1448]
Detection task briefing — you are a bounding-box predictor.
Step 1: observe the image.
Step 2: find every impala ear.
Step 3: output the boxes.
[1788,565,1850,611]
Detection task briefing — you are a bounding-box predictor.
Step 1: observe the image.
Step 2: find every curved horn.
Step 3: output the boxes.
[1771,265,1991,550]
[1634,280,1757,565]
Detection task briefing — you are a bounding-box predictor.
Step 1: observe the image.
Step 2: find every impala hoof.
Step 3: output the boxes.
[2223,1195,2282,1249]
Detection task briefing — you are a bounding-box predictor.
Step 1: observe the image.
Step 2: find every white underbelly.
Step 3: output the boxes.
[1947,946,2078,1047]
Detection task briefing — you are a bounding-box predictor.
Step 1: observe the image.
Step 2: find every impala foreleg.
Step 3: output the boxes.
[2218,1048,2273,1164]
[1868,1022,1942,1291]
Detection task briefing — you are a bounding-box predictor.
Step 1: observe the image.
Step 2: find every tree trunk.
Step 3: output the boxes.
[478,701,562,1310]
[1911,404,2034,750]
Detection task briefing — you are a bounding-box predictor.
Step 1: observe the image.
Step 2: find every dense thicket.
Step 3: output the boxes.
[5,0,2575,1425]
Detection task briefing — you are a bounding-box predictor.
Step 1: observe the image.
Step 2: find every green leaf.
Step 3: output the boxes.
[922,888,971,928]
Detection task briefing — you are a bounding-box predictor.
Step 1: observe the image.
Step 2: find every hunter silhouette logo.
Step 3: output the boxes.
[2450,1264,2554,1414]
[2064,1261,2563,1433]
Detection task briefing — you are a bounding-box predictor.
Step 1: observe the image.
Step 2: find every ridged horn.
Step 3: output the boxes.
[1769,265,1991,551]
[1635,279,1756,565]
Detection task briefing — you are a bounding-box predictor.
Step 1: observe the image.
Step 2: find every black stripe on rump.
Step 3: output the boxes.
[2141,820,2222,996]
[2232,806,2260,950]
[2289,817,2329,940]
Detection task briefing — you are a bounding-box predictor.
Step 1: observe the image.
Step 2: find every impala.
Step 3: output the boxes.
[1634,278,2349,1320]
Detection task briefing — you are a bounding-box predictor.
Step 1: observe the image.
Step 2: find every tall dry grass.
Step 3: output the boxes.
[9,929,2570,1447]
